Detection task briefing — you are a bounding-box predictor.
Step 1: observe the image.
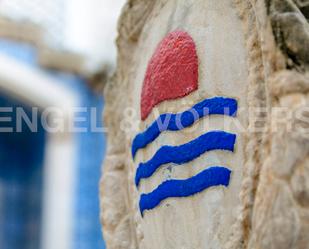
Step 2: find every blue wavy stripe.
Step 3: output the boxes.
[132,97,237,158]
[139,166,231,216]
[135,131,236,187]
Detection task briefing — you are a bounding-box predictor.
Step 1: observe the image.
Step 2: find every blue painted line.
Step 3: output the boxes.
[135,131,236,187]
[132,97,237,158]
[139,166,231,216]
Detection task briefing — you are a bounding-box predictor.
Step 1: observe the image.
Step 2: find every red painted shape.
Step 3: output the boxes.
[140,30,199,120]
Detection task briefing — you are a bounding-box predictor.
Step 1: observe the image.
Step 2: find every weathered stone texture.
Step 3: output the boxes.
[100,0,309,248]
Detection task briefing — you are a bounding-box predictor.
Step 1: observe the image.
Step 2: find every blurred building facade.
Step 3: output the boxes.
[0,0,66,48]
[0,1,110,249]
[0,94,46,249]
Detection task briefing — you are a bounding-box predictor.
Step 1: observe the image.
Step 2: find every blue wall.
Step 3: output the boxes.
[0,94,46,249]
[0,38,106,249]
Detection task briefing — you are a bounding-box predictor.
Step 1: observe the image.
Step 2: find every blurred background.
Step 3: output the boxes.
[0,0,126,249]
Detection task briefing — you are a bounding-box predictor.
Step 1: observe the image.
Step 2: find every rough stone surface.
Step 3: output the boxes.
[100,0,309,248]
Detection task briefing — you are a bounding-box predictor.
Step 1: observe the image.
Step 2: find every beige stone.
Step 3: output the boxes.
[100,0,309,248]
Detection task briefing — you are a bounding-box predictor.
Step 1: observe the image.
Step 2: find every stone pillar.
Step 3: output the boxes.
[100,1,309,248]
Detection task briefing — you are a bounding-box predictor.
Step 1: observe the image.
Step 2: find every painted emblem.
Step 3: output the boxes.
[132,31,238,216]
[140,31,198,121]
